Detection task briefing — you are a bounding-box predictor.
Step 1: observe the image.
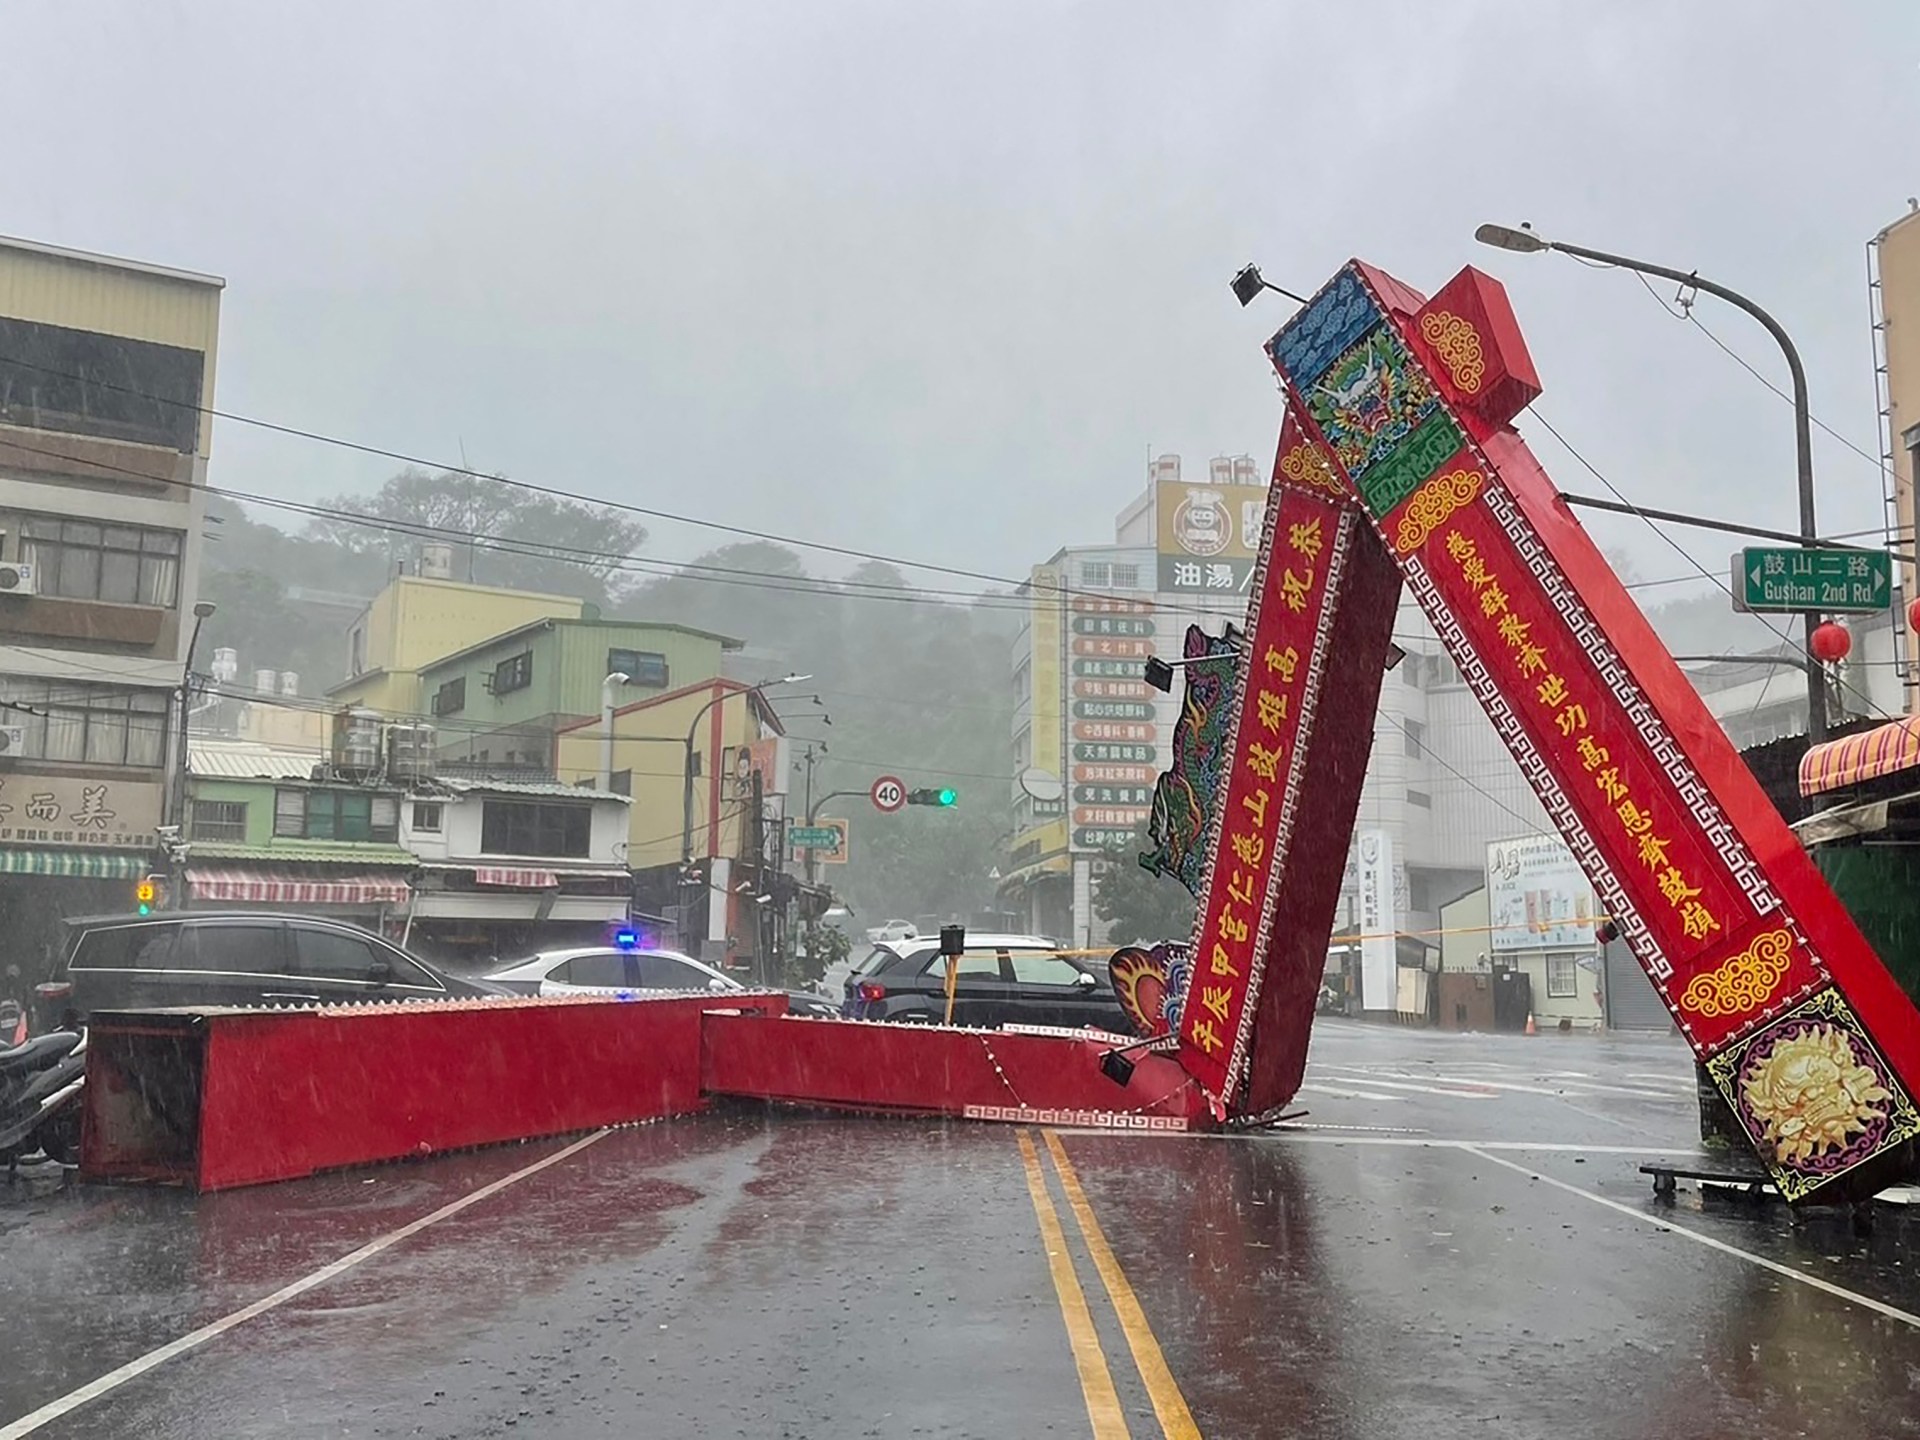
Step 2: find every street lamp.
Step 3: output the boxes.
[1230,263,1309,308]
[1475,221,1829,741]
[168,600,217,899]
[599,672,630,792]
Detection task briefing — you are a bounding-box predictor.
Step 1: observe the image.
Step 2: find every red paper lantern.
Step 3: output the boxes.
[1909,597,1920,634]
[1809,621,1852,663]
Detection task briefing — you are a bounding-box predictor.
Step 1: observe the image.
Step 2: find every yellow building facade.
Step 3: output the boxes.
[553,678,781,872]
[327,575,585,720]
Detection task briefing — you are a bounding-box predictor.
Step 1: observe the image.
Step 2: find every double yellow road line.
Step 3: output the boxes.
[1016,1129,1202,1440]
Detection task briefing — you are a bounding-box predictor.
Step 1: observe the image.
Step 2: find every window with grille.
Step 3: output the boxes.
[492,652,533,695]
[411,801,444,833]
[190,800,248,842]
[608,649,669,688]
[1547,954,1579,998]
[273,789,400,843]
[1109,562,1140,590]
[1080,561,1111,588]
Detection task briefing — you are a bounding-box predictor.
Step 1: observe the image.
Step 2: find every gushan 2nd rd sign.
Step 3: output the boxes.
[1732,546,1892,615]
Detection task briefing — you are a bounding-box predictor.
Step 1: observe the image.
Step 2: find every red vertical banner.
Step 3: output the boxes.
[1178,485,1349,1110]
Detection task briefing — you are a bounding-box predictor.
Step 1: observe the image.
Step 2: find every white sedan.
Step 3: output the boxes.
[484,946,839,1016]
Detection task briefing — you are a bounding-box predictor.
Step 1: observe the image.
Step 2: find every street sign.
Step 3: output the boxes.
[870,775,906,813]
[794,817,849,865]
[1732,546,1892,615]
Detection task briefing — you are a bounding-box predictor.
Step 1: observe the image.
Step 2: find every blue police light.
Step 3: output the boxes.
[612,926,641,951]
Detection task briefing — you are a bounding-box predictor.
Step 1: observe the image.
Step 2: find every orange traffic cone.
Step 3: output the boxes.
[1524,1012,1538,1037]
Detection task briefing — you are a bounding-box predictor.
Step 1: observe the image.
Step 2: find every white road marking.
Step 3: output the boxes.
[1460,1145,1920,1331]
[1296,1082,1405,1102]
[0,1130,610,1440]
[1321,1064,1683,1102]
[1311,1071,1495,1099]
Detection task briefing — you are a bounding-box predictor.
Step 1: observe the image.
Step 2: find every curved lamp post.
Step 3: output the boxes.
[1475,222,1828,743]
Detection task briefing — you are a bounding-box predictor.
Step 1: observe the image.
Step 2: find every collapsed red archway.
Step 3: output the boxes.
[1179,258,1920,1204]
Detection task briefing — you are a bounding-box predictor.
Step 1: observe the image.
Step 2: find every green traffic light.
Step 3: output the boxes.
[937,788,957,806]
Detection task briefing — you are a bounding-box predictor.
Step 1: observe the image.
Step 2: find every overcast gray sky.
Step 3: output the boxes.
[7,1,1917,594]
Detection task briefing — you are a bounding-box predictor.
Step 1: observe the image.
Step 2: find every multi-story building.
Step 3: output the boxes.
[554,678,786,968]
[1002,453,1551,1003]
[417,614,738,778]
[1002,455,1300,946]
[0,234,223,978]
[1871,202,1920,712]
[327,568,586,722]
[183,739,413,931]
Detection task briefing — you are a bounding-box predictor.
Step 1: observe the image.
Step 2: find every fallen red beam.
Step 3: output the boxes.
[701,1014,1206,1130]
[83,992,783,1191]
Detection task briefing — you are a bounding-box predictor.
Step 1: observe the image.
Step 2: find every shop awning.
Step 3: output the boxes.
[0,848,151,879]
[1799,715,1920,797]
[186,867,412,906]
[473,866,560,889]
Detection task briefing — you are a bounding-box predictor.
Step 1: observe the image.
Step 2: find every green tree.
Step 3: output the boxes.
[1093,826,1197,945]
[310,468,650,602]
[792,920,850,990]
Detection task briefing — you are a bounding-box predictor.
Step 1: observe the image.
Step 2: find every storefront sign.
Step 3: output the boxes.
[0,774,161,850]
[1072,679,1155,702]
[1487,832,1597,952]
[1071,614,1156,638]
[1072,721,1155,743]
[1072,742,1157,764]
[1156,479,1268,594]
[1070,636,1154,660]
[1070,699,1154,722]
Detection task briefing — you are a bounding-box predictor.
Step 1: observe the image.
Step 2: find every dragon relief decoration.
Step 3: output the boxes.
[1305,328,1438,483]
[1141,623,1240,897]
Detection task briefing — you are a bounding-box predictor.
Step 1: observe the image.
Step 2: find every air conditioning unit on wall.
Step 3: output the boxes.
[0,726,26,755]
[0,562,37,596]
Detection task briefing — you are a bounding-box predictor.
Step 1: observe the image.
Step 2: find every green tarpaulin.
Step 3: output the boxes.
[0,848,151,880]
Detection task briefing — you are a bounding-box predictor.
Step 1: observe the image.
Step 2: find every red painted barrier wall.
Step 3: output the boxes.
[84,992,785,1191]
[701,1014,1206,1130]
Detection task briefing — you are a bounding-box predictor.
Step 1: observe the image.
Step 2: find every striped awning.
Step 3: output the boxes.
[187,867,412,906]
[1799,715,1920,797]
[473,866,559,889]
[0,848,151,880]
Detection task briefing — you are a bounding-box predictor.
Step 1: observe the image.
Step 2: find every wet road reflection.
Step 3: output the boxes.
[2,1024,1917,1439]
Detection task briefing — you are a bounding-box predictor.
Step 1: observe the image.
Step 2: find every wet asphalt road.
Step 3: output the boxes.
[3,1019,1917,1439]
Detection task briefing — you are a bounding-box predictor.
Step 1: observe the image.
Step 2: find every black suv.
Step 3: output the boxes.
[841,934,1128,1031]
[35,912,502,1030]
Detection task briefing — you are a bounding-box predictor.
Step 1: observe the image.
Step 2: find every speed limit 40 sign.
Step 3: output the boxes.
[870,775,906,813]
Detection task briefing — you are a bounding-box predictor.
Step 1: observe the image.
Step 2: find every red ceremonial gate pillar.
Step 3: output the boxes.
[1181,256,1920,1202]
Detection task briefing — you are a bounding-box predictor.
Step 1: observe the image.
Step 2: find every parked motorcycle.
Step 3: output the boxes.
[0,1029,85,1171]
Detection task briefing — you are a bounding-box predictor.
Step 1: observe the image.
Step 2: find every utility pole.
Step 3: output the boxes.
[800,743,820,887]
[749,766,767,987]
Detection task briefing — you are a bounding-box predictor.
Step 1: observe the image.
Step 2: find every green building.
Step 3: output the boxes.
[183,741,414,928]
[416,615,741,779]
